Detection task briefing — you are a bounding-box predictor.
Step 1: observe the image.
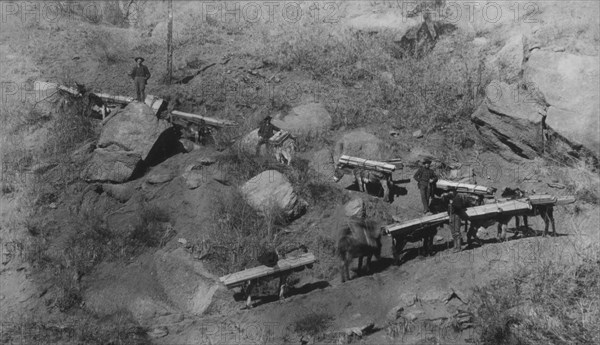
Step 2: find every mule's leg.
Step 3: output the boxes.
[245,281,255,309]
[278,274,289,301]
[392,237,408,265]
[357,256,364,276]
[381,179,391,203]
[365,254,373,273]
[548,208,556,236]
[497,221,507,242]
[341,259,348,283]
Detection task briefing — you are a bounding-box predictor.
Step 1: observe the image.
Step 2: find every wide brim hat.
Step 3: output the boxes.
[422,159,432,165]
[134,57,145,63]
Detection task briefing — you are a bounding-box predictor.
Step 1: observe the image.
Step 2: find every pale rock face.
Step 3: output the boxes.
[240,170,307,220]
[524,50,600,155]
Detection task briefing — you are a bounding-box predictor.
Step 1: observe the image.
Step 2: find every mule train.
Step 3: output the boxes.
[333,165,392,203]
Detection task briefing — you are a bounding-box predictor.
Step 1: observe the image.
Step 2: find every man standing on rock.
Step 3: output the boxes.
[129,57,151,102]
[255,116,280,156]
[413,159,438,214]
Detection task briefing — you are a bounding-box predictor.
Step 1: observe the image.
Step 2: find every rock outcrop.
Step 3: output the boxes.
[486,34,528,83]
[471,81,546,160]
[240,170,307,220]
[83,103,171,183]
[333,130,386,162]
[524,50,599,158]
[271,103,332,137]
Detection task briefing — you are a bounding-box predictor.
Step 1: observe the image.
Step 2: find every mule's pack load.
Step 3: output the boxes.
[171,110,238,128]
[465,199,531,220]
[337,155,396,174]
[493,195,576,206]
[436,179,496,195]
[528,195,576,206]
[219,252,316,289]
[269,130,292,146]
[384,212,450,237]
[384,199,533,236]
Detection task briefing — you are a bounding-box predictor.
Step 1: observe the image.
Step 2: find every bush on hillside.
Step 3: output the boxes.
[474,258,600,345]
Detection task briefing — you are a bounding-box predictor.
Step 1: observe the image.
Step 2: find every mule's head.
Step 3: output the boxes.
[501,187,525,199]
[332,164,345,182]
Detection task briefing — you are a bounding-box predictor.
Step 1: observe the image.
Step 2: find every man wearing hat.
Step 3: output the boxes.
[255,115,280,156]
[413,159,438,214]
[129,57,151,102]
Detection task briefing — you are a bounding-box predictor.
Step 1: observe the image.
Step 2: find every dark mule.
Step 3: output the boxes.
[501,187,557,237]
[336,218,382,282]
[390,196,448,265]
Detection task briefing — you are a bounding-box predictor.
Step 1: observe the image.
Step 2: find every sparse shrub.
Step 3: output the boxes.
[293,312,334,337]
[204,189,284,274]
[130,203,174,247]
[474,258,600,345]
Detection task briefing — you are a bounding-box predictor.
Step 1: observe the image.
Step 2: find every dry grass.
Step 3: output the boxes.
[474,256,600,345]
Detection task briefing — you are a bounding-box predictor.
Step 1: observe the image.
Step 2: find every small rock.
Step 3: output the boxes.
[178,238,188,245]
[147,326,169,338]
[552,46,565,52]
[412,130,423,138]
[548,182,565,189]
[434,235,444,242]
[404,310,424,321]
[389,130,400,137]
[147,172,174,184]
[49,202,57,209]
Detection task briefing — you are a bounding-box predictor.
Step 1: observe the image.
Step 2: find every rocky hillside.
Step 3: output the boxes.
[0,1,598,344]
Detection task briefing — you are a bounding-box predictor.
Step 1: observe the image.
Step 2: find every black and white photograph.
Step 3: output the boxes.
[0,1,598,344]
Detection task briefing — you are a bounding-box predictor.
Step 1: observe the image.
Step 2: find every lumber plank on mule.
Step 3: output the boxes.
[219,252,316,289]
[269,130,292,146]
[555,196,576,205]
[338,155,396,173]
[465,200,531,220]
[171,110,238,128]
[384,212,450,236]
[35,81,82,97]
[436,179,496,195]
[93,92,134,104]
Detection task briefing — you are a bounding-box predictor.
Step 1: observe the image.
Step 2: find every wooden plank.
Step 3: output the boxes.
[338,155,396,173]
[527,194,557,205]
[436,179,496,195]
[171,110,238,128]
[385,199,532,236]
[465,200,531,220]
[384,212,449,236]
[269,130,292,145]
[35,81,81,97]
[556,196,576,205]
[219,253,316,288]
[93,92,134,104]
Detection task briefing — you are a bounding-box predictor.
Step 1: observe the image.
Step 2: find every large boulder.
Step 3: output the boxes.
[84,103,171,183]
[471,81,546,160]
[82,146,142,183]
[333,130,385,162]
[524,50,600,157]
[239,129,261,156]
[487,34,527,83]
[240,170,307,219]
[98,102,170,161]
[271,103,332,137]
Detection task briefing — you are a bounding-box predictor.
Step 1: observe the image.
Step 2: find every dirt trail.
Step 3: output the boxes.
[163,223,596,344]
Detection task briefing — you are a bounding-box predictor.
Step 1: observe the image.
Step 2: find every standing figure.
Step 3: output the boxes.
[447,190,469,253]
[413,159,438,214]
[255,116,280,156]
[129,57,151,102]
